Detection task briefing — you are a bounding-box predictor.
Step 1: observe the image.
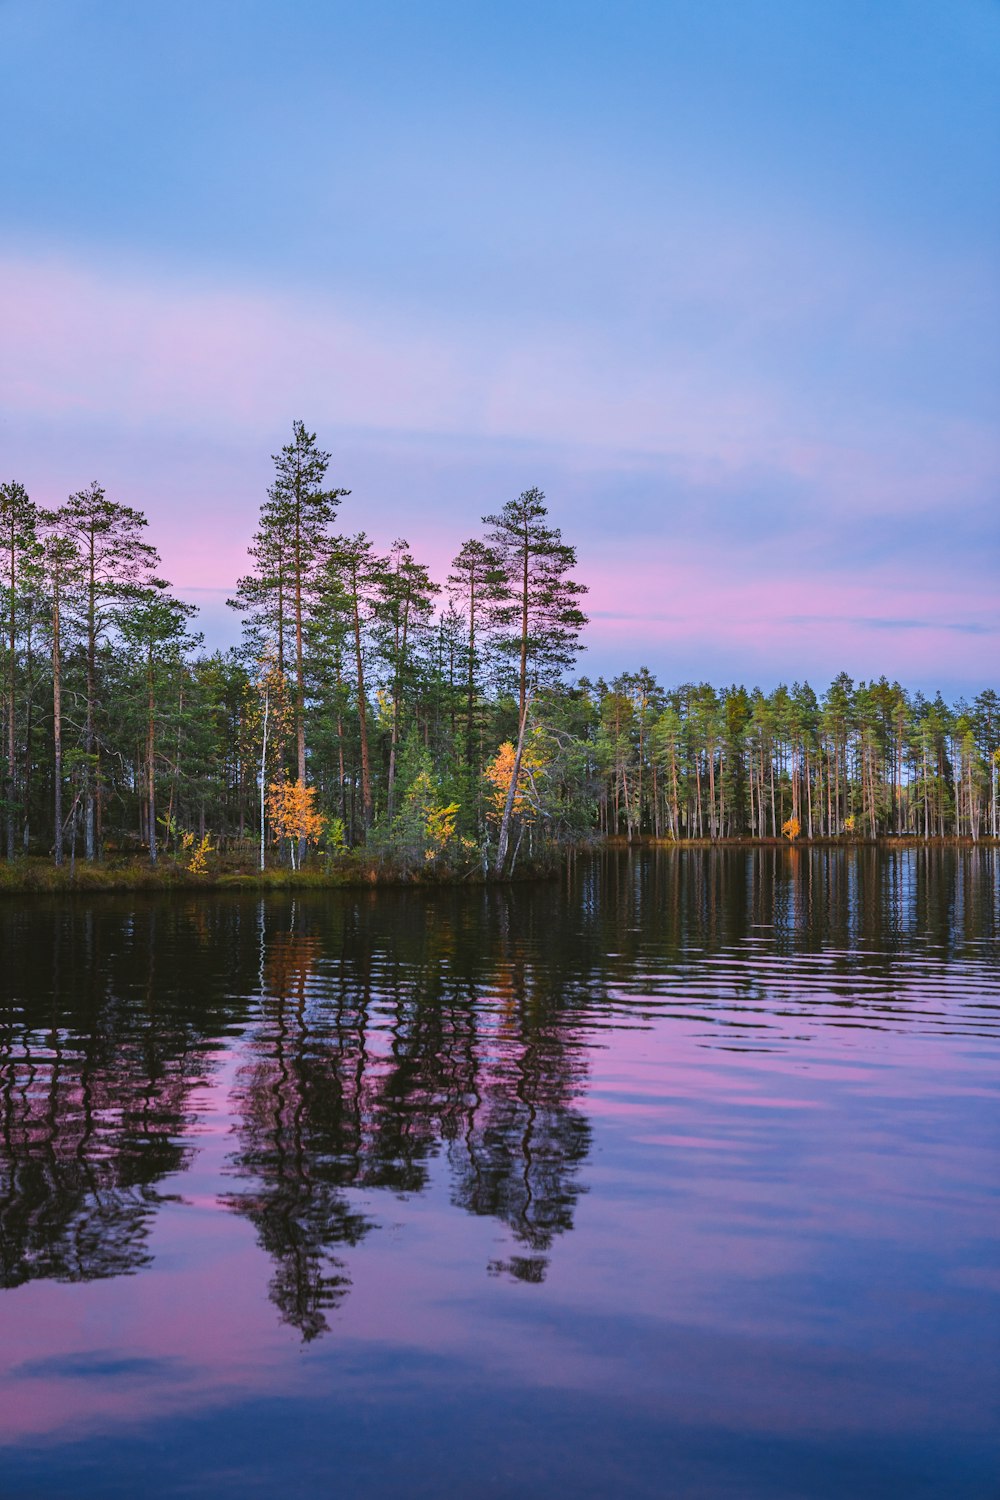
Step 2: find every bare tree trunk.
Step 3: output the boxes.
[84,533,96,861]
[21,608,34,850]
[147,644,157,865]
[805,745,813,838]
[519,531,529,726]
[466,577,477,768]
[294,507,306,865]
[352,572,372,827]
[166,685,183,855]
[52,578,63,867]
[6,534,15,860]
[707,744,715,839]
[387,592,410,820]
[671,745,679,839]
[259,685,269,872]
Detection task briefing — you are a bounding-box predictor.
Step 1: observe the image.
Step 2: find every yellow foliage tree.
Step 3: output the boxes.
[397,770,460,862]
[266,778,326,869]
[782,815,801,842]
[424,800,459,859]
[181,830,215,875]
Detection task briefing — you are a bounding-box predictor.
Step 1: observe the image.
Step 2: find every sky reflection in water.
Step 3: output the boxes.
[0,847,998,1499]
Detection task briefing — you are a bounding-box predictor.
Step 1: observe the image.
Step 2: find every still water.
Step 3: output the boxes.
[1,848,998,1499]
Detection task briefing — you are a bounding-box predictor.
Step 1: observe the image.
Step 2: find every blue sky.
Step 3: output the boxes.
[1,0,998,693]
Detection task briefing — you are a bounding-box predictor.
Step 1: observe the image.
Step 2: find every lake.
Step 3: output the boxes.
[1,847,998,1499]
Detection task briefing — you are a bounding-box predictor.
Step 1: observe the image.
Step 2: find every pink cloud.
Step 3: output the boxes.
[581,547,998,686]
[2,249,995,687]
[5,249,991,497]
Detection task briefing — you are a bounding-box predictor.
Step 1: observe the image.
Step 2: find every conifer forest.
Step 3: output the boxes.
[2,423,997,878]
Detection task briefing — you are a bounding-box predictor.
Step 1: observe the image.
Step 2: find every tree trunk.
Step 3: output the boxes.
[466,575,477,768]
[519,527,529,725]
[387,590,410,819]
[259,684,269,872]
[84,533,96,861]
[21,609,34,850]
[52,576,63,867]
[6,524,15,860]
[495,698,531,876]
[351,564,372,827]
[147,644,157,865]
[294,501,306,864]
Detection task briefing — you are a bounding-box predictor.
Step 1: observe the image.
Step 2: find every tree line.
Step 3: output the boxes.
[1,421,997,872]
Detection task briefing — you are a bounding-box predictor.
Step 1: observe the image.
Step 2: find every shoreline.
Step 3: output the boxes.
[604,835,1000,849]
[0,856,560,896]
[0,837,996,895]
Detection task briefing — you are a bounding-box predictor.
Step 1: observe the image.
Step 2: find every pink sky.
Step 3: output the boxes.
[2,249,996,693]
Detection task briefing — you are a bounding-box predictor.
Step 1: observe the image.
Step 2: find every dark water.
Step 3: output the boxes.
[1,848,998,1500]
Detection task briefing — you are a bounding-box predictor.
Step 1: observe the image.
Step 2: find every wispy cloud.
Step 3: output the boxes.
[2,250,996,694]
[3,250,995,496]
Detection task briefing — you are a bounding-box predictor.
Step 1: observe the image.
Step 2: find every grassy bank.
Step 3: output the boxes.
[0,854,561,895]
[2,837,994,894]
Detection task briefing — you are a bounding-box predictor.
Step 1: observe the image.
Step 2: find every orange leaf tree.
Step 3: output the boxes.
[266,778,326,868]
[484,735,549,865]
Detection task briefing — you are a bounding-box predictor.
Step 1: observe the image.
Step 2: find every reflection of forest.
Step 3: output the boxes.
[0,850,990,1336]
[574,844,998,991]
[0,903,243,1286]
[223,896,592,1338]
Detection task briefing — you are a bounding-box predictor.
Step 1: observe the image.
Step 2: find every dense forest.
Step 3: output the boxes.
[1,422,997,875]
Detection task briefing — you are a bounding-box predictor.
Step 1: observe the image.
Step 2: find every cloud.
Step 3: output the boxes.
[577,550,1000,692]
[782,616,998,637]
[3,248,995,499]
[2,248,996,694]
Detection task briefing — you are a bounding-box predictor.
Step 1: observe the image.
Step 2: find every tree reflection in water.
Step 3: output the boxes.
[4,850,983,1339]
[222,894,591,1337]
[222,918,373,1342]
[0,905,229,1286]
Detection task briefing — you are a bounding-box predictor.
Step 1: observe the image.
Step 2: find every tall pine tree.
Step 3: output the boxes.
[483,489,587,871]
[55,484,162,860]
[0,482,38,859]
[483,488,588,729]
[230,421,348,794]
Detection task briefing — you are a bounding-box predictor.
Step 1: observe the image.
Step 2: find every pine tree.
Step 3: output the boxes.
[483,488,588,729]
[38,522,82,866]
[230,421,348,801]
[319,533,383,830]
[376,539,440,818]
[447,537,505,772]
[0,482,38,859]
[483,489,587,872]
[55,484,162,859]
[119,589,200,863]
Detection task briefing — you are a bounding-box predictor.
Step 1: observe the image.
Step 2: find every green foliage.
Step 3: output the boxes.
[0,452,996,873]
[370,752,469,871]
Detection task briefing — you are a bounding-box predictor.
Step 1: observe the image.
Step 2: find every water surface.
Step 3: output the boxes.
[1,848,998,1498]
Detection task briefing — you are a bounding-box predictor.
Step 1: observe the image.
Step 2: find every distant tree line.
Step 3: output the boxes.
[1,422,997,871]
[587,672,999,842]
